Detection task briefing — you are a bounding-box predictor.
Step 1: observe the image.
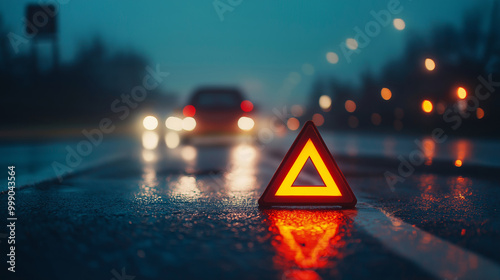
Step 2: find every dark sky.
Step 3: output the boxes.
[1,0,492,107]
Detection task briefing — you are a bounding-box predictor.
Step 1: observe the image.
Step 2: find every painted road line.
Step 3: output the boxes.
[344,202,500,280]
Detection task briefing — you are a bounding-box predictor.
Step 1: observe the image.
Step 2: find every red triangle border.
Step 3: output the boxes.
[258,121,357,208]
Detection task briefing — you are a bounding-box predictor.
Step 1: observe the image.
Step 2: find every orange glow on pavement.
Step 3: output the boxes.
[264,209,351,277]
[422,138,435,166]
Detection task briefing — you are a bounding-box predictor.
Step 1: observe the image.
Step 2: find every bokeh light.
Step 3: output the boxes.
[393,18,405,30]
[457,87,467,99]
[301,63,315,75]
[455,159,463,167]
[142,131,159,150]
[319,95,332,110]
[312,113,324,126]
[381,88,392,101]
[165,132,180,149]
[291,105,304,117]
[181,145,197,161]
[183,105,196,117]
[240,100,254,112]
[165,116,183,131]
[422,100,433,113]
[287,117,300,130]
[344,100,356,113]
[143,116,158,130]
[346,38,358,50]
[457,100,467,111]
[238,116,255,131]
[348,116,358,128]
[394,108,404,119]
[371,113,382,126]
[326,52,339,64]
[476,108,484,119]
[436,103,446,115]
[425,58,436,71]
[422,138,435,165]
[142,150,156,162]
[182,117,196,131]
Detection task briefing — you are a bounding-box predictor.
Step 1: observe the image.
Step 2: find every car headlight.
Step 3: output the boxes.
[238,116,254,131]
[165,116,183,131]
[182,117,196,131]
[143,116,158,130]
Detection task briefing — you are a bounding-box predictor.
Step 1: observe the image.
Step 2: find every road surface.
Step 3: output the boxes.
[1,131,499,280]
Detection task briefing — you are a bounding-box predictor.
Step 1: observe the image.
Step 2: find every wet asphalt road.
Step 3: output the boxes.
[1,132,500,280]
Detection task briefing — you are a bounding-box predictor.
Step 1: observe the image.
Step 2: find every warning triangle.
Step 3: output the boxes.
[259,121,356,207]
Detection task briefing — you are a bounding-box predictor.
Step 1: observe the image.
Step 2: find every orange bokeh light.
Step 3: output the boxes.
[455,159,462,167]
[422,100,433,113]
[312,113,324,126]
[344,100,356,113]
[425,58,435,71]
[476,108,484,119]
[457,87,467,99]
[287,117,300,131]
[371,113,382,126]
[264,209,351,277]
[381,88,392,100]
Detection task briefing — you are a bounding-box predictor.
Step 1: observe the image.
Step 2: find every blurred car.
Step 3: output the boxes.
[180,87,255,135]
[141,87,256,146]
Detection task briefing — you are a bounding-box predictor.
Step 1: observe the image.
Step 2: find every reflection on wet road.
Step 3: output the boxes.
[264,210,351,280]
[116,133,500,279]
[2,132,500,279]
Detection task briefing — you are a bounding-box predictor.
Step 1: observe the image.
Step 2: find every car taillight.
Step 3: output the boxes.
[183,105,196,117]
[240,100,253,112]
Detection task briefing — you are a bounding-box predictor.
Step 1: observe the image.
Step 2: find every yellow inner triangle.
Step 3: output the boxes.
[275,139,342,196]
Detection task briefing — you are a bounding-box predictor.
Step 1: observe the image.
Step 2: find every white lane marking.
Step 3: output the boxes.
[344,202,500,280]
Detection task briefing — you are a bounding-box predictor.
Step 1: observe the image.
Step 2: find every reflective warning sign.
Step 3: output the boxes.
[259,121,356,207]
